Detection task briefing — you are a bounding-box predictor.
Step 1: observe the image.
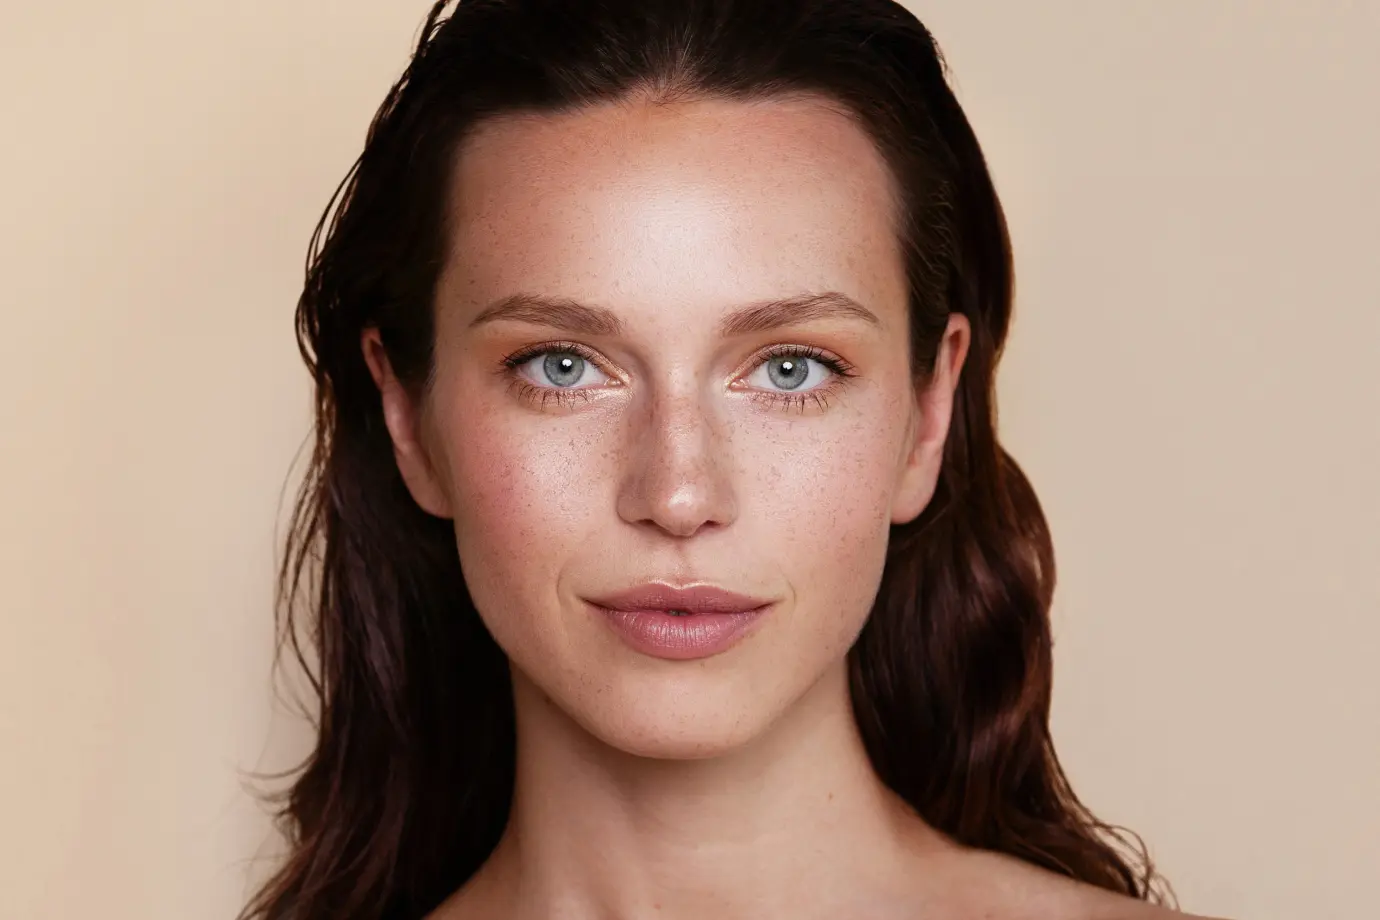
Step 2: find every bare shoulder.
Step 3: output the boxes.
[929,846,1230,920]
[1058,872,1230,920]
[1084,897,1226,920]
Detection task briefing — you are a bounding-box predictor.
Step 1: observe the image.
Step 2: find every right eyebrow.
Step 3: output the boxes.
[469,293,624,336]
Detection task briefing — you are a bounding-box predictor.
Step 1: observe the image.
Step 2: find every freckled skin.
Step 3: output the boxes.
[428,95,927,759]
[365,94,1195,920]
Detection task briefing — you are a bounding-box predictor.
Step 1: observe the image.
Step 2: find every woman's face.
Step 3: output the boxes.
[369,93,968,759]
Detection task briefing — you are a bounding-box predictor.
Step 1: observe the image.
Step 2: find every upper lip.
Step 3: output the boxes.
[587,582,773,614]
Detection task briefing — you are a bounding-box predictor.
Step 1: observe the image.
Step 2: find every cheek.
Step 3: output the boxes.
[741,407,906,630]
[452,425,599,549]
[759,391,904,517]
[435,392,611,645]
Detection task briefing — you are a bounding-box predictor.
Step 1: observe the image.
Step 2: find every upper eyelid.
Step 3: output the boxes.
[752,343,854,370]
[504,339,602,363]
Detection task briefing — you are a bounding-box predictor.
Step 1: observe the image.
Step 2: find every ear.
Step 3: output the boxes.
[361,328,454,519]
[890,313,971,525]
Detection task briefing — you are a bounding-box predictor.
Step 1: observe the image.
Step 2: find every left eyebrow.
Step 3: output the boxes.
[468,290,882,337]
[716,291,882,337]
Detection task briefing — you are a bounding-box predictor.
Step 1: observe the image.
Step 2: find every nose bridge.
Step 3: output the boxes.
[616,376,738,537]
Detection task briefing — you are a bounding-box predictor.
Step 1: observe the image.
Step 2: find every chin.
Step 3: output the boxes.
[567,666,790,761]
[590,712,768,762]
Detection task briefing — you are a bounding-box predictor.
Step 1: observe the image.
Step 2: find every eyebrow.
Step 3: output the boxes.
[467,291,882,338]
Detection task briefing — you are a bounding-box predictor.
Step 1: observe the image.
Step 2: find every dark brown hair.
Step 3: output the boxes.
[245,1,1168,917]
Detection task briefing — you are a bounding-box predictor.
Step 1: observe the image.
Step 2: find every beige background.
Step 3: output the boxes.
[2,2,1376,918]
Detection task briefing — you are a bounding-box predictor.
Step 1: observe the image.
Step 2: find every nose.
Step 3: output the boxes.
[615,385,738,538]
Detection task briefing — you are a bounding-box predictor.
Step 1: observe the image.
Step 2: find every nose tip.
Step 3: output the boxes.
[622,475,733,538]
[615,396,738,538]
[659,485,729,538]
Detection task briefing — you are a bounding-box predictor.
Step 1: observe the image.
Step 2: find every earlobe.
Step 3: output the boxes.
[889,313,971,525]
[360,329,455,519]
[890,410,939,525]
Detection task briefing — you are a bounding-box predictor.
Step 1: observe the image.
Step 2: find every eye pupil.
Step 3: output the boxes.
[543,352,585,387]
[767,355,809,391]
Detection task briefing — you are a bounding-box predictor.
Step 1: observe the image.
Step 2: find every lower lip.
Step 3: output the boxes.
[588,603,771,660]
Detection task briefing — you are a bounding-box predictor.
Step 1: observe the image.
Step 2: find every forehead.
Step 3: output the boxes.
[439,94,907,327]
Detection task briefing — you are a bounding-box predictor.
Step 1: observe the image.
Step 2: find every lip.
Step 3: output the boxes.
[584,582,776,661]
[587,582,773,615]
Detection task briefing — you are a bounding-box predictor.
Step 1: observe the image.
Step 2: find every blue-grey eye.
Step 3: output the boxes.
[542,352,585,387]
[765,355,810,390]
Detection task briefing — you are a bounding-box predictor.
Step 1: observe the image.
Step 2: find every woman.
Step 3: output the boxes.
[244,1,1217,918]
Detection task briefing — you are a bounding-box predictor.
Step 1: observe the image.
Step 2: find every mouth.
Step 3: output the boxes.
[586,582,774,616]
[584,581,776,660]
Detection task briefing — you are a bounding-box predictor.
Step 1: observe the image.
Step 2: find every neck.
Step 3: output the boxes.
[469,660,950,920]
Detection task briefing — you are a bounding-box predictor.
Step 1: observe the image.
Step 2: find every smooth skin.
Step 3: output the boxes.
[363,92,1212,920]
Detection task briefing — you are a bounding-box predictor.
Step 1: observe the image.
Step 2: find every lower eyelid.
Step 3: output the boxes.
[514,351,613,389]
[738,354,846,391]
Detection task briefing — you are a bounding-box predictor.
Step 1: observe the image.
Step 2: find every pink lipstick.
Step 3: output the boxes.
[585,583,774,660]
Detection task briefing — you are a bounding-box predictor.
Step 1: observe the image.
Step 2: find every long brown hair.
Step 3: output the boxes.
[244,1,1168,916]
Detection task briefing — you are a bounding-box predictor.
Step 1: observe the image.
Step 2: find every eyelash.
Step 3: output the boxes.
[497,340,858,413]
